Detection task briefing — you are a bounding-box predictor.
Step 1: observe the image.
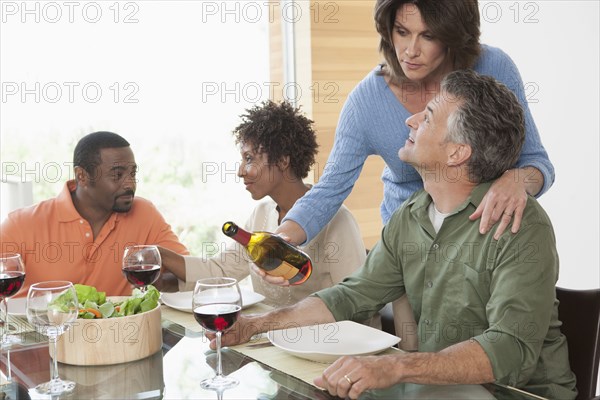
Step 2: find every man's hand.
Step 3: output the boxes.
[208,297,335,350]
[470,168,542,240]
[314,340,494,398]
[314,355,402,399]
[206,315,260,349]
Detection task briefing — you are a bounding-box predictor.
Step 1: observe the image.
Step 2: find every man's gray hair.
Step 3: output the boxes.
[443,70,525,183]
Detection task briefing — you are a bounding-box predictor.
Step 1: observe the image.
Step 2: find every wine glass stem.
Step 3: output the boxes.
[49,336,60,383]
[0,297,6,344]
[216,331,223,378]
[6,347,11,381]
[0,298,12,383]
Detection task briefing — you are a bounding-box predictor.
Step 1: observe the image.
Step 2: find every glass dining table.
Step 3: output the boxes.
[1,304,546,400]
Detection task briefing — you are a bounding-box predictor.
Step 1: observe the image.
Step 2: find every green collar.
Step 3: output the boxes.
[408,181,494,216]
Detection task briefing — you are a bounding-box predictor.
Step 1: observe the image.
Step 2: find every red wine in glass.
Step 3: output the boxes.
[0,271,26,298]
[193,304,241,332]
[122,245,162,292]
[193,277,242,390]
[122,265,160,287]
[1,253,26,381]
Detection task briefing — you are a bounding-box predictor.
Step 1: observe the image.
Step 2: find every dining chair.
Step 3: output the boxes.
[556,287,600,400]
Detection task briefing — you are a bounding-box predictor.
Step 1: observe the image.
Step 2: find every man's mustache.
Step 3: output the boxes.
[117,190,135,198]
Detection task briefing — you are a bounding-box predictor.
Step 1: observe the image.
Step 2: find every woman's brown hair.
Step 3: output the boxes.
[374,0,481,83]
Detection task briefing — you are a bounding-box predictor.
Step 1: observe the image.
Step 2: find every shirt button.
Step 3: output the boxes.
[427,281,433,288]
[424,319,431,325]
[432,243,439,250]
[85,233,90,238]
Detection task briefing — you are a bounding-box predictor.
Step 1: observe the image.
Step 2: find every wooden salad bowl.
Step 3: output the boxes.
[53,296,162,365]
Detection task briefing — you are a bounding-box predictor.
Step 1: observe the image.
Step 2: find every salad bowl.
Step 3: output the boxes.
[53,292,162,366]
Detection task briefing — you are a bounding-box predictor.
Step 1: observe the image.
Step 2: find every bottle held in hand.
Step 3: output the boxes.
[222,221,312,285]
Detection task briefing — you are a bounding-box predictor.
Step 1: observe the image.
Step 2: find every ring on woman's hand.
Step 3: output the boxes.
[343,374,353,386]
[504,212,513,217]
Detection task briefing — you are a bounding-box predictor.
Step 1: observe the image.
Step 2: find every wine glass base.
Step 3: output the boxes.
[200,375,239,390]
[35,379,76,395]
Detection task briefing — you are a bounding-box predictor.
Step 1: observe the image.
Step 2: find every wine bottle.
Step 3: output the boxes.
[222,221,312,285]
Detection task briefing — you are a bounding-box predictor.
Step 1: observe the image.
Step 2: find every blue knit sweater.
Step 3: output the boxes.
[284,45,555,243]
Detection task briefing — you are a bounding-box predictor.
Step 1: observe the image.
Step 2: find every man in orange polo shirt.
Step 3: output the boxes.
[1,131,188,296]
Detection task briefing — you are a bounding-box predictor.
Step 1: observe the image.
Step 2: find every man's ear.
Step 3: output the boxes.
[74,166,88,187]
[446,143,471,167]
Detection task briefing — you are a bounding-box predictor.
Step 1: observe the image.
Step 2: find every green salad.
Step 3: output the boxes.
[52,284,160,319]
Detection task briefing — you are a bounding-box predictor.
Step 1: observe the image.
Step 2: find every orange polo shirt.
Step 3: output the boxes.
[1,181,188,297]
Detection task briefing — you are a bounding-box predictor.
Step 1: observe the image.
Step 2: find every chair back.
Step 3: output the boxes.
[557,287,600,400]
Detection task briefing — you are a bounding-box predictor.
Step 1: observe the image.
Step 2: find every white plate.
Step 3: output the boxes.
[7,297,27,317]
[161,289,265,312]
[268,320,401,363]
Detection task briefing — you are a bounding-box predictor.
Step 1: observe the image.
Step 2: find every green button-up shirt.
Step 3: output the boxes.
[316,182,576,399]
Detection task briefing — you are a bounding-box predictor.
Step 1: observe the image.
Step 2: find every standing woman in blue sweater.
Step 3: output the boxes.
[271,0,554,252]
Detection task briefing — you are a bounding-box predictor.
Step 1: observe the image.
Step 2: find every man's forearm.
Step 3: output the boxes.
[396,339,494,385]
[253,296,336,332]
[220,296,336,347]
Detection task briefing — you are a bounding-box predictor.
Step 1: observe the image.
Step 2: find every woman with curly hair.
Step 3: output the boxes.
[159,100,367,307]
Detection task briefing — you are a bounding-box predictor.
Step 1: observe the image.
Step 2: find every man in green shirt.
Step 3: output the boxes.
[214,70,576,399]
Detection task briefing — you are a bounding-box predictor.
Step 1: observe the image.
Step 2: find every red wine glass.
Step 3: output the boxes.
[0,253,26,346]
[193,277,242,390]
[122,245,162,292]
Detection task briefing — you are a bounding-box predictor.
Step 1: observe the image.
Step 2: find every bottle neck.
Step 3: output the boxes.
[231,226,251,246]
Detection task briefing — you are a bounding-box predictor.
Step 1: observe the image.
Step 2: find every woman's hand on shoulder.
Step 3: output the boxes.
[469,169,529,240]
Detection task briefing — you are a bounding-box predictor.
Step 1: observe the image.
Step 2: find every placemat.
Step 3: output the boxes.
[5,315,35,335]
[233,334,401,387]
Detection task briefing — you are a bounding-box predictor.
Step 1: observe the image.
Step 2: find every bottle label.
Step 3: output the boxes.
[265,261,298,280]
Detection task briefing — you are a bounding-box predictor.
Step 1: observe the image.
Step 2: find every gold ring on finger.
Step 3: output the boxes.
[343,374,353,386]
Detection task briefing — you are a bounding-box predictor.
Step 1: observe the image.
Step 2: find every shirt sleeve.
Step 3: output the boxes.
[472,221,558,386]
[487,48,555,196]
[283,95,371,243]
[315,217,405,322]
[179,208,260,291]
[180,241,252,291]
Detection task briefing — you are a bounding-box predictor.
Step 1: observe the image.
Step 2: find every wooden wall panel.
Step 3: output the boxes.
[270,0,384,248]
[310,1,383,249]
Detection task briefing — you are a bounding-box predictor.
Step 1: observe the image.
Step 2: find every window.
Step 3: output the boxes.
[1,1,270,254]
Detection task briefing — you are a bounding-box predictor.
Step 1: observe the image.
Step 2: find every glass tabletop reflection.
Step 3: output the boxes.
[1,317,545,400]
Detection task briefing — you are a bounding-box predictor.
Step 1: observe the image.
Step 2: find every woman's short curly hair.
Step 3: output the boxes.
[375,0,481,84]
[232,100,318,179]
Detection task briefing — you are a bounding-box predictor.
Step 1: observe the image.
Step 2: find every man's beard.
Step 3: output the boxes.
[112,203,133,213]
[112,190,135,213]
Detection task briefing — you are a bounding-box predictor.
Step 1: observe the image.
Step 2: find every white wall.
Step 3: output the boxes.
[480,1,599,290]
